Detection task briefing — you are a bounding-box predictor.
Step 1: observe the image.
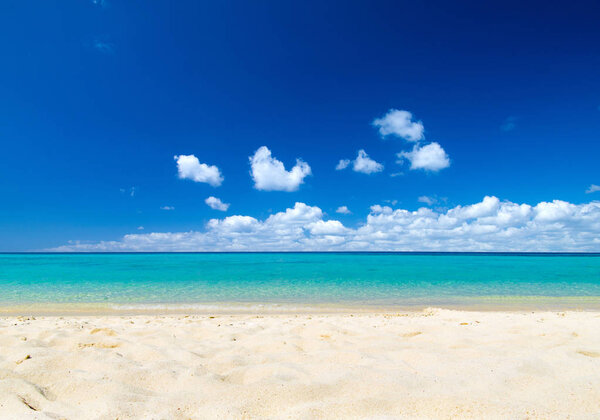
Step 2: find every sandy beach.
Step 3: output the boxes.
[0,309,599,419]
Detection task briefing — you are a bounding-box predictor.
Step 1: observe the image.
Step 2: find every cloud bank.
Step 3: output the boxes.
[52,197,600,252]
[249,146,311,191]
[174,155,224,187]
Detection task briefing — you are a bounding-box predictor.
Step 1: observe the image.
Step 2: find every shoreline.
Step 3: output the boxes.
[2,296,600,315]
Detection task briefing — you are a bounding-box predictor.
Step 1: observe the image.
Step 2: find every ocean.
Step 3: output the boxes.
[1,253,599,311]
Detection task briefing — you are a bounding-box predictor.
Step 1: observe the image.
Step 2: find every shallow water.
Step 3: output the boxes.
[1,253,599,310]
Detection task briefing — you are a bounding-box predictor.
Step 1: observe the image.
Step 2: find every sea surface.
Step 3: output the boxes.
[1,253,599,311]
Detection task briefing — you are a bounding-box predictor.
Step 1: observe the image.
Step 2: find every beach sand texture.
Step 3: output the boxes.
[1,309,600,419]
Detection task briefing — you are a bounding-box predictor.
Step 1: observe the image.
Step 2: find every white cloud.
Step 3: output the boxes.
[373,109,424,142]
[372,108,452,175]
[265,202,322,226]
[249,146,311,191]
[174,155,224,187]
[447,196,500,219]
[207,215,259,233]
[51,197,600,252]
[533,200,576,222]
[418,196,437,206]
[372,109,452,175]
[336,206,351,214]
[353,150,384,174]
[205,196,230,211]
[137,226,144,230]
[335,159,350,170]
[307,220,348,236]
[370,204,393,215]
[160,206,175,211]
[397,142,450,171]
[586,184,600,194]
[337,150,383,174]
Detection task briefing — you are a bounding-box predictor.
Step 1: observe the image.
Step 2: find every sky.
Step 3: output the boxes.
[1,0,599,252]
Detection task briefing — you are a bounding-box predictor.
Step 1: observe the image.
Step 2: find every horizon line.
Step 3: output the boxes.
[3,251,600,256]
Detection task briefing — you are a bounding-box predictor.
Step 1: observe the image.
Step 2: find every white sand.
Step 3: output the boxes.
[1,309,600,419]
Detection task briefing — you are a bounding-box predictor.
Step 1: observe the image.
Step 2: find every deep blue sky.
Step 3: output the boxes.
[1,0,599,251]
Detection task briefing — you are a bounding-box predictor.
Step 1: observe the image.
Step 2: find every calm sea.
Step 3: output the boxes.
[1,253,599,310]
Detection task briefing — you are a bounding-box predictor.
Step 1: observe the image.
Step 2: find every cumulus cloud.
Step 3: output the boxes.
[206,215,259,233]
[397,142,450,171]
[372,108,451,174]
[307,220,348,236]
[265,202,322,226]
[174,155,224,187]
[336,206,351,214]
[51,197,600,252]
[335,159,350,170]
[370,204,393,214]
[586,184,600,194]
[205,196,230,211]
[160,206,175,211]
[446,196,500,220]
[353,150,384,174]
[249,146,311,191]
[337,150,383,174]
[373,109,424,142]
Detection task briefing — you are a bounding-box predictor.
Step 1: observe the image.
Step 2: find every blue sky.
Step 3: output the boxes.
[1,0,599,251]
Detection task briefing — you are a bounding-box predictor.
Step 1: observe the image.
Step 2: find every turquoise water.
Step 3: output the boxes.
[0,253,599,308]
